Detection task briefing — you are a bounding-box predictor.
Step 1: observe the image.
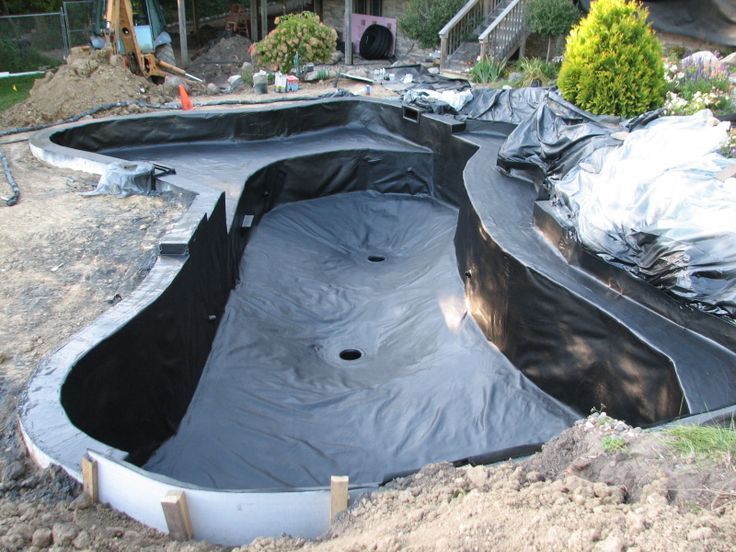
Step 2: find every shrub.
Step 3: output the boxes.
[526,0,580,61]
[250,12,336,73]
[470,56,507,83]
[517,56,560,86]
[557,0,666,117]
[399,0,467,49]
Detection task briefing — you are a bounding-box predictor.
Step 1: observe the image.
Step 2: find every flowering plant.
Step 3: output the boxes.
[663,54,733,115]
[250,12,336,73]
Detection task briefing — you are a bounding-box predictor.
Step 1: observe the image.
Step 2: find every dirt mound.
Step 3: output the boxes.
[241,414,736,551]
[0,48,175,129]
[188,35,252,85]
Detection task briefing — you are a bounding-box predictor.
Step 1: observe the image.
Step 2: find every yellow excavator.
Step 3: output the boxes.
[91,0,201,82]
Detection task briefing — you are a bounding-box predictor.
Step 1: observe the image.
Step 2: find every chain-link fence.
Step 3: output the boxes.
[0,13,68,72]
[63,1,95,51]
[0,2,95,73]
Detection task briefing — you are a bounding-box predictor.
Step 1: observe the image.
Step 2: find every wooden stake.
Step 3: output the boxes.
[330,475,349,522]
[81,456,98,503]
[161,491,193,541]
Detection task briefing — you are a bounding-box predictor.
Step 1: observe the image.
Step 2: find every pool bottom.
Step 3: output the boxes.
[144,191,577,490]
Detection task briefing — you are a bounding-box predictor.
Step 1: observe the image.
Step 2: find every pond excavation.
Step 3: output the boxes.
[20,99,736,544]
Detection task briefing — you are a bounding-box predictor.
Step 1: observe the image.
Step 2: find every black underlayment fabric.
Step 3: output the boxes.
[145,191,577,490]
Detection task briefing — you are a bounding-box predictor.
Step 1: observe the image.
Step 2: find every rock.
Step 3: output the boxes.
[104,526,125,539]
[687,527,713,541]
[163,75,188,93]
[465,466,489,489]
[52,523,78,546]
[595,535,625,552]
[69,58,99,78]
[32,528,52,547]
[681,51,721,75]
[525,470,543,483]
[8,523,33,544]
[227,75,244,92]
[508,71,523,83]
[206,83,220,94]
[69,493,93,510]
[72,530,91,549]
[241,61,254,72]
[428,67,440,75]
[330,51,344,64]
[3,461,25,483]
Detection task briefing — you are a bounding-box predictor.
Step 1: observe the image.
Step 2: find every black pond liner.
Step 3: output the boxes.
[20,99,736,493]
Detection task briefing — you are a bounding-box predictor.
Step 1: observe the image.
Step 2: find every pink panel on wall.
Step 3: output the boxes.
[352,14,397,56]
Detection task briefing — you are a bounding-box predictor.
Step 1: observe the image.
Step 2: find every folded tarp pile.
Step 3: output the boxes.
[496,91,736,319]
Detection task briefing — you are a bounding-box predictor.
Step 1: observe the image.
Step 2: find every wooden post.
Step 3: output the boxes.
[344,0,353,65]
[330,475,349,521]
[161,491,193,541]
[81,456,98,503]
[250,0,259,40]
[177,0,189,67]
[440,36,448,69]
[261,0,268,40]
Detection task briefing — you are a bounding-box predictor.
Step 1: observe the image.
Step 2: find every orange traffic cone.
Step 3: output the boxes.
[179,84,194,111]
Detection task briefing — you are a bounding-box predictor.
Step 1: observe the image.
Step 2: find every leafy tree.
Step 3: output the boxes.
[399,0,466,49]
[526,0,580,61]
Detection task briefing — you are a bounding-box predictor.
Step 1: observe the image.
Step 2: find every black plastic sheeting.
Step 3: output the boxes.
[498,92,659,187]
[579,1,736,46]
[498,91,736,320]
[459,88,548,125]
[145,191,576,489]
[26,99,736,492]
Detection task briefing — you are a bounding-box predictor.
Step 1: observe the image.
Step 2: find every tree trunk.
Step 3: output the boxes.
[546,36,551,62]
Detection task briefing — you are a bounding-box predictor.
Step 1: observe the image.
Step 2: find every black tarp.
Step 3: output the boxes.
[144,191,576,489]
[580,0,736,47]
[25,100,735,493]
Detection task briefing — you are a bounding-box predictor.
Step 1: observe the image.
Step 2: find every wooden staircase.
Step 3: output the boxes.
[439,0,529,72]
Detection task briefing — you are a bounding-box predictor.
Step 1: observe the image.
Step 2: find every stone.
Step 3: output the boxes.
[428,67,440,75]
[206,83,220,94]
[227,75,244,92]
[72,530,91,549]
[3,461,25,483]
[508,71,523,83]
[330,51,344,64]
[525,470,543,483]
[52,523,78,546]
[163,75,188,93]
[69,493,93,510]
[465,466,489,488]
[687,527,713,541]
[8,523,33,544]
[595,535,625,552]
[241,61,254,72]
[681,51,721,74]
[32,528,52,548]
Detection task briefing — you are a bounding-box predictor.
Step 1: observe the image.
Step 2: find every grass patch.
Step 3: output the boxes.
[0,75,39,113]
[665,422,736,460]
[601,436,627,453]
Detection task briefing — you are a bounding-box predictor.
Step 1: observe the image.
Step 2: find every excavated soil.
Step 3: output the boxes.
[243,415,736,552]
[187,35,252,85]
[0,49,176,128]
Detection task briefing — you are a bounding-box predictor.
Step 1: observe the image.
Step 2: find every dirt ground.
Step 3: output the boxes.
[0,45,735,551]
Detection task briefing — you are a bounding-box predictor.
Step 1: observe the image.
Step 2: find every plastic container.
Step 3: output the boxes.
[253,72,268,95]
